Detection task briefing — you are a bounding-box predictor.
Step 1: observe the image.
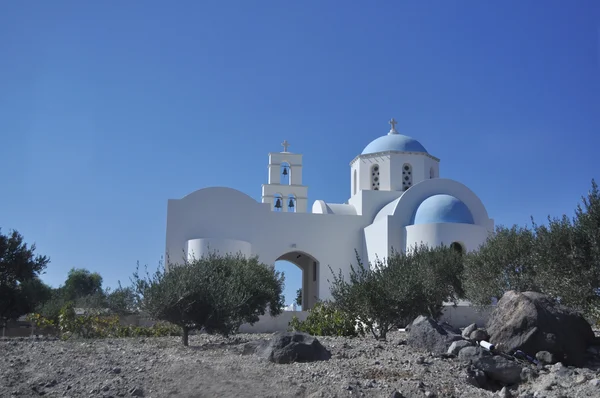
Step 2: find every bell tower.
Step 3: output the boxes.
[261,140,309,213]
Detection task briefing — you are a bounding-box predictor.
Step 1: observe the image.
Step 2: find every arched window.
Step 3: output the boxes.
[402,163,412,190]
[273,193,284,212]
[430,167,435,179]
[353,169,357,195]
[281,162,291,185]
[370,164,380,190]
[287,194,296,213]
[450,242,464,255]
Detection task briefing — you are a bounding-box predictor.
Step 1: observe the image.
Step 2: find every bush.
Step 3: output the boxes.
[288,301,364,337]
[132,252,284,346]
[29,305,182,339]
[330,246,464,340]
[464,179,600,321]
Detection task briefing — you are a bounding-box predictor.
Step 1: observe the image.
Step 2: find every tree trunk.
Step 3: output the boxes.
[181,327,189,346]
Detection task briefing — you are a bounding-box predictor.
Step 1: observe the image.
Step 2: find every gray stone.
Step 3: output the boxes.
[129,387,144,397]
[458,346,484,362]
[536,351,557,365]
[460,365,488,389]
[474,355,522,385]
[447,340,472,356]
[390,391,405,398]
[242,332,331,364]
[486,291,595,367]
[462,323,477,339]
[497,386,510,397]
[469,328,489,342]
[406,316,463,355]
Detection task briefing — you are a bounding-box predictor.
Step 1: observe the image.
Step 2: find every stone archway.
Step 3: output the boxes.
[276,251,319,310]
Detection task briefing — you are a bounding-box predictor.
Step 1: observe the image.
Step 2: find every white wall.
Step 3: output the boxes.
[186,238,252,261]
[350,152,440,194]
[165,187,369,303]
[405,223,490,252]
[238,311,309,333]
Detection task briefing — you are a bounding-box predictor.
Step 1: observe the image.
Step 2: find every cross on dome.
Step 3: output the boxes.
[388,118,399,135]
[281,140,290,152]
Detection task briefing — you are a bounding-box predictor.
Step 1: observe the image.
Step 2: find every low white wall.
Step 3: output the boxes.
[439,304,494,328]
[237,304,494,334]
[238,311,309,333]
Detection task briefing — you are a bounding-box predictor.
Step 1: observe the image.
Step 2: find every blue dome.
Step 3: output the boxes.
[362,133,428,155]
[412,194,474,225]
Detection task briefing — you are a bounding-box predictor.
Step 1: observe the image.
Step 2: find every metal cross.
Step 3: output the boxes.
[281,140,290,152]
[389,118,398,132]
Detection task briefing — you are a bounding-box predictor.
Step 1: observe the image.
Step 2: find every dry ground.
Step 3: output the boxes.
[1,331,599,398]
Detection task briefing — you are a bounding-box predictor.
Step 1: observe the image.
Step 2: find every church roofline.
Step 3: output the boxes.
[349,150,440,166]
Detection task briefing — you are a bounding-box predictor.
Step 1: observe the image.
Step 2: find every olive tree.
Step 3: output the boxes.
[132,252,284,346]
[0,229,50,327]
[330,245,464,340]
[463,225,538,306]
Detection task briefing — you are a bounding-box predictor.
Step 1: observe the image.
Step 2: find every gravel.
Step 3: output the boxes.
[1,331,600,398]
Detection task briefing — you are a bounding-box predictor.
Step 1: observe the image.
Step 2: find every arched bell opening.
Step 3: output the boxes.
[273,193,284,212]
[287,195,296,213]
[281,162,291,185]
[275,251,319,310]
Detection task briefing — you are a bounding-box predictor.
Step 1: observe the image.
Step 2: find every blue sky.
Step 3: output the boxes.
[1,1,599,306]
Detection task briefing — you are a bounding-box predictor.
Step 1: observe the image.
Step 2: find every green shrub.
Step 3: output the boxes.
[39,302,183,339]
[288,301,364,337]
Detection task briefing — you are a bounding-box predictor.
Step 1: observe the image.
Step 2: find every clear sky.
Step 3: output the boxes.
[1,0,599,306]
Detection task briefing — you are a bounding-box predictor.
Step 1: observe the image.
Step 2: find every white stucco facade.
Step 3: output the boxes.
[165,119,494,311]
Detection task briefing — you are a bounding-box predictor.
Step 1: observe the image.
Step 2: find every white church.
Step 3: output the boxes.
[165,119,494,312]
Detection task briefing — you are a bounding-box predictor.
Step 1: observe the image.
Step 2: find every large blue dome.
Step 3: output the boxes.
[361,133,428,155]
[412,194,474,225]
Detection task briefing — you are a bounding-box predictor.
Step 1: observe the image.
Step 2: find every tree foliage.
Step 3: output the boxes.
[463,225,538,306]
[295,288,302,307]
[464,179,600,320]
[132,252,284,346]
[62,268,104,301]
[329,245,464,340]
[288,301,363,337]
[0,228,50,325]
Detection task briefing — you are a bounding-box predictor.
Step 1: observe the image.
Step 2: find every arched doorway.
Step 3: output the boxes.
[450,242,465,255]
[275,251,319,310]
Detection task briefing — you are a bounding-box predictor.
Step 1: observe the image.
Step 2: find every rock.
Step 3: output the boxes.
[241,332,331,364]
[458,346,522,385]
[473,355,522,385]
[458,346,486,361]
[536,351,556,365]
[486,291,595,367]
[497,386,510,397]
[390,391,405,398]
[462,323,478,339]
[406,316,463,355]
[129,387,144,397]
[469,329,489,342]
[460,365,488,389]
[416,356,425,364]
[447,340,472,356]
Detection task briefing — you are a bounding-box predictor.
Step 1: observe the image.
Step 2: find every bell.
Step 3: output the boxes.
[288,199,295,208]
[275,198,282,209]
[282,167,288,176]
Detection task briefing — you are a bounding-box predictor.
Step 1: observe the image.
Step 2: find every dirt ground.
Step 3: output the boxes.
[2,331,600,398]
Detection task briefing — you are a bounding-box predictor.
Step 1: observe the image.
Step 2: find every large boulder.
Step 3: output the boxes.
[242,331,331,364]
[406,315,463,354]
[486,290,595,366]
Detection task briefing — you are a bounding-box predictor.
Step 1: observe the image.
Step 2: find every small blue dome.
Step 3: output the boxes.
[412,194,474,225]
[362,133,428,155]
